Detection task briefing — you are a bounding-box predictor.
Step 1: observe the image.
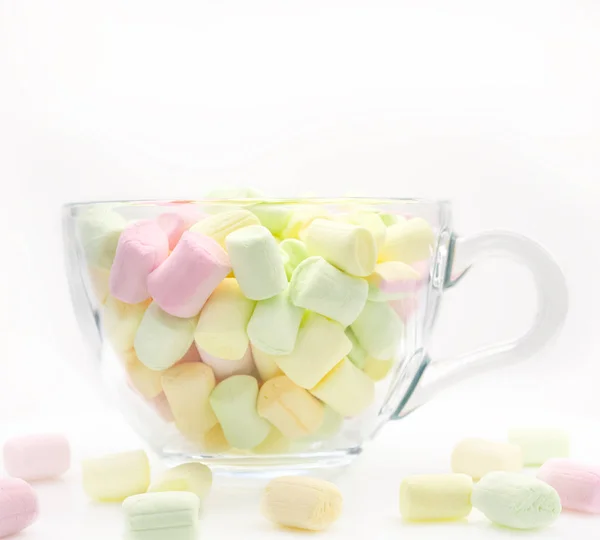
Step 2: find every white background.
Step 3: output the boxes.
[1,1,600,538]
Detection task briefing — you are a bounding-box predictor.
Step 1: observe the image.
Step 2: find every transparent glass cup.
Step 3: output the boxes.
[62,198,567,474]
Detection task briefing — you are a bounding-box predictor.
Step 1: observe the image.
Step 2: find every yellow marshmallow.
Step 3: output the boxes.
[344,212,386,251]
[88,266,111,305]
[251,345,284,381]
[310,358,375,417]
[161,363,218,443]
[280,207,329,240]
[149,463,212,500]
[257,376,325,439]
[363,356,394,381]
[77,206,126,270]
[103,296,150,353]
[189,209,260,247]
[122,349,163,399]
[378,217,435,263]
[197,423,231,454]
[253,428,291,455]
[451,438,523,480]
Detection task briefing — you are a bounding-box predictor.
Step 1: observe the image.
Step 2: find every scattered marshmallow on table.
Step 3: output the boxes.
[0,478,39,538]
[251,345,284,381]
[209,375,272,449]
[123,492,200,540]
[472,472,561,530]
[109,220,170,304]
[199,346,255,380]
[508,428,569,466]
[161,362,218,443]
[274,312,352,389]
[3,434,70,481]
[103,296,150,353]
[378,217,435,263]
[290,256,368,327]
[537,459,600,513]
[82,450,150,502]
[194,278,255,360]
[134,302,197,371]
[149,463,212,501]
[189,209,260,247]
[399,474,473,522]
[310,358,375,417]
[279,238,309,279]
[262,476,343,531]
[148,231,231,318]
[350,300,403,360]
[247,289,304,355]
[225,224,288,300]
[451,438,523,480]
[304,218,377,277]
[257,376,325,439]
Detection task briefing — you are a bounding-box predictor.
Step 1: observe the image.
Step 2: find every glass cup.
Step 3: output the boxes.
[62,198,567,474]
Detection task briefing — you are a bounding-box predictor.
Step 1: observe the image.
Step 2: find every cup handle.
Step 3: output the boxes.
[392,230,568,419]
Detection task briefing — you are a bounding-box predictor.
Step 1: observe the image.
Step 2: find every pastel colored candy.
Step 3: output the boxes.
[350,300,403,360]
[399,474,473,522]
[122,349,164,399]
[389,296,419,323]
[196,423,231,454]
[251,345,284,381]
[0,478,39,538]
[194,279,255,360]
[378,217,435,263]
[148,231,231,317]
[177,344,201,364]
[257,376,325,439]
[156,211,197,250]
[345,327,367,369]
[82,450,150,502]
[304,219,377,277]
[280,207,329,240]
[290,256,368,327]
[472,472,561,529]
[150,393,174,423]
[379,212,398,226]
[123,492,199,540]
[363,356,394,381]
[88,266,111,304]
[109,220,169,303]
[189,209,260,246]
[537,459,600,513]
[103,296,150,353]
[344,212,386,251]
[250,203,291,235]
[3,434,70,481]
[295,406,343,445]
[274,313,352,389]
[451,438,523,480]
[247,290,304,355]
[225,225,288,300]
[77,206,126,269]
[279,239,308,279]
[149,463,212,500]
[366,262,422,301]
[253,428,291,454]
[507,428,569,466]
[310,358,375,417]
[209,375,271,449]
[262,476,343,531]
[134,302,197,371]
[198,346,255,380]
[161,363,218,442]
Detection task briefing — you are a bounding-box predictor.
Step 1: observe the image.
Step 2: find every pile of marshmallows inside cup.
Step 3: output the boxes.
[3,430,600,538]
[79,190,434,453]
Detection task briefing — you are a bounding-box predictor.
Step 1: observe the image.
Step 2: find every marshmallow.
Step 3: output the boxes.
[310,358,375,417]
[344,212,386,251]
[275,313,352,389]
[399,474,473,522]
[122,349,164,399]
[345,327,367,369]
[3,434,70,481]
[379,212,399,226]
[257,376,325,439]
[0,478,38,538]
[123,492,199,540]
[253,428,291,454]
[156,210,197,250]
[537,459,600,513]
[82,450,150,502]
[109,220,170,303]
[225,225,288,300]
[451,439,523,480]
[197,423,231,454]
[304,219,377,277]
[148,231,231,317]
[149,463,212,501]
[134,302,197,371]
[507,428,569,466]
[177,344,201,364]
[194,278,255,360]
[103,296,150,353]
[280,207,329,240]
[350,300,403,360]
[251,345,284,381]
[150,393,175,423]
[389,296,419,323]
[199,346,255,380]
[251,203,291,236]
[378,217,435,263]
[366,262,422,302]
[290,256,368,327]
[262,476,343,531]
[209,375,271,449]
[88,266,111,304]
[77,206,126,269]
[363,356,394,381]
[161,363,218,442]
[472,472,561,530]
[247,290,304,355]
[279,239,309,279]
[296,405,343,445]
[189,209,260,246]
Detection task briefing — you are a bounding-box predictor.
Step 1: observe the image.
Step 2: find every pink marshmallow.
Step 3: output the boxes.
[147,231,231,318]
[109,220,169,304]
[389,296,419,323]
[0,478,38,538]
[199,346,255,380]
[3,434,70,481]
[157,205,203,250]
[538,459,600,513]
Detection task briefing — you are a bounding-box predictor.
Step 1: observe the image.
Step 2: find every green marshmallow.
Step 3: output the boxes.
[280,239,309,279]
[345,328,368,369]
[350,301,403,360]
[250,203,292,236]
